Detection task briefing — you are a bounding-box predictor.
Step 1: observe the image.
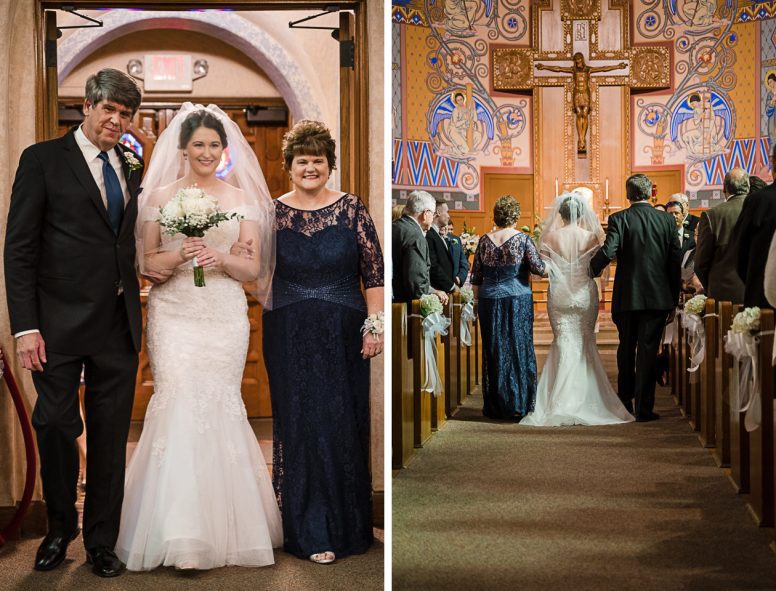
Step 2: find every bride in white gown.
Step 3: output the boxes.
[115,104,282,570]
[521,193,634,427]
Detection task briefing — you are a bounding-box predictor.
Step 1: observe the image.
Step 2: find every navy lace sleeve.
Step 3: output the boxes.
[353,196,385,289]
[522,235,546,276]
[470,240,484,286]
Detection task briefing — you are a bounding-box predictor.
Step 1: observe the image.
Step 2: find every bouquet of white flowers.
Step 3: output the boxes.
[459,222,480,257]
[420,293,443,317]
[684,294,707,316]
[459,286,474,305]
[158,185,242,287]
[732,306,761,334]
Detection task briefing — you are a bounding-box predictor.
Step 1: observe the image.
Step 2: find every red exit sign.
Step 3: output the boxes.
[144,55,193,92]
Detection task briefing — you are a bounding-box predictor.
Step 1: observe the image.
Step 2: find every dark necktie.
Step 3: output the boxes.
[98,151,124,235]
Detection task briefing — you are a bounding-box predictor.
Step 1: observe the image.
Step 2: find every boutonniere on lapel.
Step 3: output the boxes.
[123,151,143,175]
[683,232,691,240]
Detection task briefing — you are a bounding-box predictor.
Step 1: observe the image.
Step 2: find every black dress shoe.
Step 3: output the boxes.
[34,527,80,571]
[86,547,125,578]
[636,412,661,422]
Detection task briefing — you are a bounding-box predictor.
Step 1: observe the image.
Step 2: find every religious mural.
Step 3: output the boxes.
[393,0,775,213]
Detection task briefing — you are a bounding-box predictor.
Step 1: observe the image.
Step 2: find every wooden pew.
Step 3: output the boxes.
[670,317,681,407]
[441,297,460,419]
[410,300,433,448]
[392,302,415,469]
[712,301,734,468]
[729,304,750,494]
[678,314,693,422]
[699,298,718,448]
[451,294,464,408]
[432,325,446,433]
[747,308,774,527]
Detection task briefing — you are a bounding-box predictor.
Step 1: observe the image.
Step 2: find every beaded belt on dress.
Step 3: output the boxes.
[271,275,366,311]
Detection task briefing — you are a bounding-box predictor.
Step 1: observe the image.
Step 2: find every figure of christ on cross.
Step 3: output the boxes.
[536,52,626,154]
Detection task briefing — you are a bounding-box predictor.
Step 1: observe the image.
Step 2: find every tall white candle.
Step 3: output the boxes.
[555,177,559,199]
[605,178,609,201]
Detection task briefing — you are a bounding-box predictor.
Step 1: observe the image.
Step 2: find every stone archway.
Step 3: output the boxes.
[57,10,323,122]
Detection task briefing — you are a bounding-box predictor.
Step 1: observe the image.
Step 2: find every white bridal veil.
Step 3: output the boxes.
[539,191,607,305]
[136,102,275,307]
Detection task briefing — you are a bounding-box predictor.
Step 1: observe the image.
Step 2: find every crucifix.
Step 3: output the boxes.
[491,1,669,215]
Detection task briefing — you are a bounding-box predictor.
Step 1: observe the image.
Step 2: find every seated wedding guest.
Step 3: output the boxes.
[471,195,546,420]
[671,192,699,234]
[426,198,457,295]
[694,168,748,303]
[666,199,695,257]
[263,119,384,564]
[393,190,448,304]
[735,142,776,308]
[447,221,470,287]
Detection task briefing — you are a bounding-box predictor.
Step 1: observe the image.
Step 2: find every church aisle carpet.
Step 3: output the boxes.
[393,378,776,590]
[0,531,383,591]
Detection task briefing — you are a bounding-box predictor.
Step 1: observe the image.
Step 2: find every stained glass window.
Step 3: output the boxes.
[120,133,143,157]
[216,147,234,179]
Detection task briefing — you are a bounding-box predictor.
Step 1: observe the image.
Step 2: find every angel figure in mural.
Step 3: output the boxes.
[443,0,479,37]
[430,90,494,158]
[685,0,716,26]
[670,91,731,158]
[536,53,627,154]
[765,72,776,143]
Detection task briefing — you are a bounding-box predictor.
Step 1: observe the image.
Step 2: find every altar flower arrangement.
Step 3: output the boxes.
[520,215,544,245]
[460,222,480,257]
[158,185,242,287]
[420,293,444,317]
[732,306,761,334]
[460,286,474,305]
[684,294,707,316]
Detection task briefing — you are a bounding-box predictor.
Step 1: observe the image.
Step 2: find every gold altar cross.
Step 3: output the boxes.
[492,2,669,159]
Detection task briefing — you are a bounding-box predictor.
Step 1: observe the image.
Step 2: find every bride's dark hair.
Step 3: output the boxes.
[178,110,229,149]
[559,195,582,223]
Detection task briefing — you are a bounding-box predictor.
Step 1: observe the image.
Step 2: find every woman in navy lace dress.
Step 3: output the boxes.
[471,195,546,420]
[262,121,384,564]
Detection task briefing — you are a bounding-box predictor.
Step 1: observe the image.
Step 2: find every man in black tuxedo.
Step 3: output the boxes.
[734,143,776,309]
[4,69,144,577]
[426,199,457,294]
[666,199,696,258]
[590,174,682,421]
[446,222,470,287]
[392,190,448,305]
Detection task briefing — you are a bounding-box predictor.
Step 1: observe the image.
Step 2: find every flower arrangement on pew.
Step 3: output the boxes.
[418,294,450,397]
[681,294,708,376]
[458,287,475,347]
[725,306,762,432]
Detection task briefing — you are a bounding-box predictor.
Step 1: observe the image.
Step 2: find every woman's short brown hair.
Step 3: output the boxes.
[282,119,337,172]
[493,195,521,227]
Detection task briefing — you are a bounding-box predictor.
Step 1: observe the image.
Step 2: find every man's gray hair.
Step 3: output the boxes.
[85,69,142,113]
[405,190,437,214]
[625,174,652,202]
[723,167,750,196]
[669,192,689,214]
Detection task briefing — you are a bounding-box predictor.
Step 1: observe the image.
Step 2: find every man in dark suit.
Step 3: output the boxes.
[446,222,470,287]
[4,69,144,577]
[590,174,682,421]
[392,190,448,305]
[734,143,776,309]
[426,199,457,294]
[666,199,696,258]
[695,168,749,303]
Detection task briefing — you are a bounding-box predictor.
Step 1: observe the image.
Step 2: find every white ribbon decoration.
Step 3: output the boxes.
[680,312,705,379]
[459,302,475,347]
[421,312,450,398]
[725,330,760,432]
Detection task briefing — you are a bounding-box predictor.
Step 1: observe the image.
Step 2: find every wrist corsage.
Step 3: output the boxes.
[361,311,385,337]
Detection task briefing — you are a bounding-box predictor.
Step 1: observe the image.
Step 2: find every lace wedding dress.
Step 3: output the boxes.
[116,208,282,570]
[521,213,634,427]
